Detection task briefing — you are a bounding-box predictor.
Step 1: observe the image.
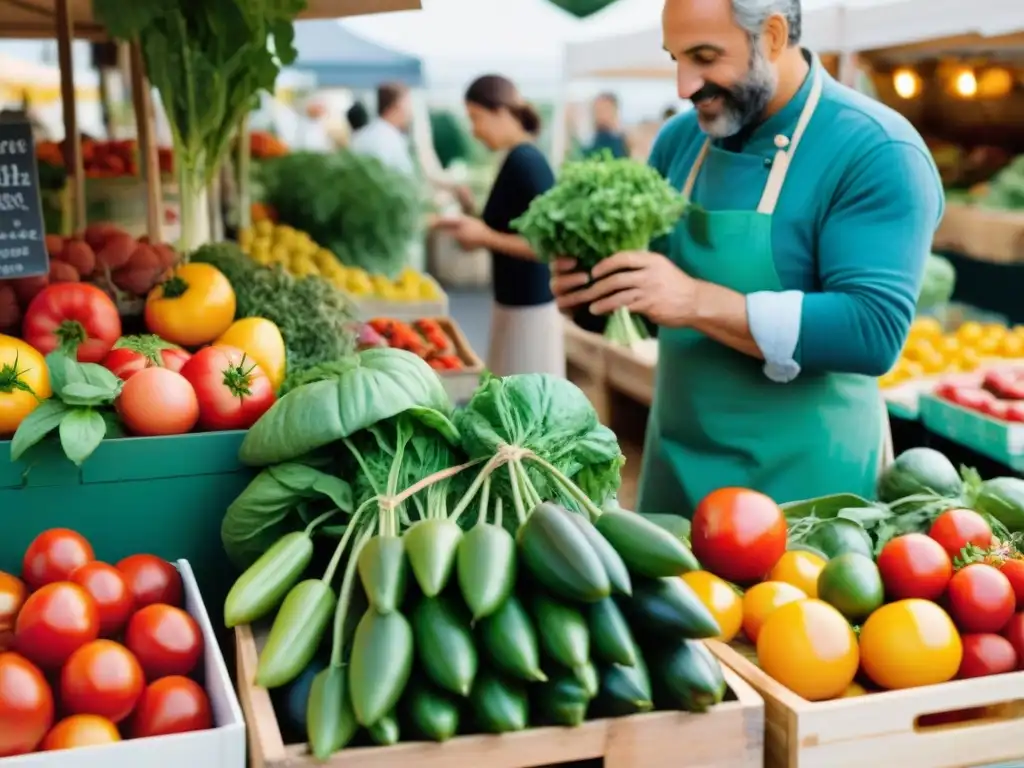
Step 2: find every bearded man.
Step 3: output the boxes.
[552,0,943,517]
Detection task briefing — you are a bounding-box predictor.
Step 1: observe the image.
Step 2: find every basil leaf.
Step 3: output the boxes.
[60,382,118,407]
[75,363,123,393]
[58,409,107,466]
[45,352,82,393]
[10,399,71,461]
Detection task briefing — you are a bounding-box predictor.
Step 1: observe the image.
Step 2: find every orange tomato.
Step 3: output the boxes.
[1001,335,1024,358]
[859,600,962,690]
[902,338,935,362]
[769,551,826,598]
[756,599,859,701]
[681,571,743,642]
[741,581,806,644]
[41,714,120,751]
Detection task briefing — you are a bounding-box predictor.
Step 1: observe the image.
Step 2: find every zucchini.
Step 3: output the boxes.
[563,510,632,595]
[457,523,517,621]
[621,577,720,640]
[357,535,407,614]
[404,518,463,598]
[470,671,529,733]
[348,609,414,727]
[533,670,592,726]
[593,657,653,717]
[531,594,590,672]
[368,712,399,746]
[404,679,460,742]
[411,595,478,696]
[877,447,962,503]
[479,594,547,682]
[589,597,638,666]
[975,476,1024,532]
[517,502,610,602]
[595,510,700,577]
[650,640,726,713]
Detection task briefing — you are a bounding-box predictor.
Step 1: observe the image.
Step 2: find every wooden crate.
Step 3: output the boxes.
[434,316,485,403]
[603,342,656,408]
[709,640,1024,768]
[563,316,612,423]
[236,624,765,768]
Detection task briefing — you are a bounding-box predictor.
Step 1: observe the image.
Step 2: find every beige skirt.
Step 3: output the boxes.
[488,301,566,378]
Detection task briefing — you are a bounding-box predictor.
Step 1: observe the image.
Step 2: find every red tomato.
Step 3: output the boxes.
[21,283,121,363]
[1002,612,1024,669]
[690,487,787,583]
[69,563,134,637]
[0,652,54,757]
[130,675,212,738]
[116,555,183,608]
[179,345,277,431]
[953,388,993,411]
[999,560,1024,606]
[984,400,1011,421]
[958,633,1018,678]
[22,528,95,589]
[125,604,203,679]
[948,564,1016,633]
[102,344,192,381]
[117,367,199,436]
[61,640,144,723]
[41,714,120,750]
[928,509,993,559]
[14,582,100,669]
[877,533,953,601]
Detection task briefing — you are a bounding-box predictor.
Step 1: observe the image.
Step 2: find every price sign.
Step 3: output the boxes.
[0,118,50,279]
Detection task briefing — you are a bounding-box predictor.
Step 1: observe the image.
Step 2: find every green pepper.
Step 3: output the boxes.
[257,579,336,689]
[224,532,314,628]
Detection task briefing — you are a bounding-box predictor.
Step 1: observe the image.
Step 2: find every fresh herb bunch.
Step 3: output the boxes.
[191,242,356,375]
[511,152,688,345]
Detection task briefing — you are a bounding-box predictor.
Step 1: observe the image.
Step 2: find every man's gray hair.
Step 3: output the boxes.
[731,0,801,44]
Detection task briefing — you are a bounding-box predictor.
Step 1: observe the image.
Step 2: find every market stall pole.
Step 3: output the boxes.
[129,42,163,244]
[54,0,86,232]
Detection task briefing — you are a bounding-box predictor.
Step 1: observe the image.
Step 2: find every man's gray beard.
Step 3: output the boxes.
[697,44,778,138]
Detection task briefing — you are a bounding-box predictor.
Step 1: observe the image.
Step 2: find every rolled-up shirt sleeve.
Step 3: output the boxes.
[750,139,942,379]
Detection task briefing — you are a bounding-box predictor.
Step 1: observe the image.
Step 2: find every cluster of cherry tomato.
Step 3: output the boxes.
[0,529,213,757]
[935,368,1024,423]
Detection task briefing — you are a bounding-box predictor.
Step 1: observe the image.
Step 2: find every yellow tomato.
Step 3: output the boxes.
[957,321,984,343]
[757,599,859,701]
[841,682,868,698]
[902,338,935,362]
[983,322,1007,337]
[974,334,1002,357]
[910,317,943,338]
[768,551,826,598]
[918,350,947,375]
[217,318,287,392]
[0,335,52,435]
[145,263,237,347]
[681,571,743,642]
[952,348,982,372]
[741,581,807,644]
[936,335,960,356]
[858,600,962,690]
[1002,335,1024,358]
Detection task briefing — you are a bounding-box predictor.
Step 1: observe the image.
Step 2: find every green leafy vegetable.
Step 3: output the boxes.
[917,254,956,313]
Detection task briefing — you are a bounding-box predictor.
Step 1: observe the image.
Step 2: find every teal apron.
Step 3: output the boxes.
[637,70,893,517]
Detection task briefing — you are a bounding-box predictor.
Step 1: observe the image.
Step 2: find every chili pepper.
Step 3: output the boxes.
[306,665,358,758]
[256,579,336,689]
[224,532,314,628]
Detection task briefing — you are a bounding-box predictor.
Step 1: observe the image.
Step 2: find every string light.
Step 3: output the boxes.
[954,69,978,97]
[892,68,920,99]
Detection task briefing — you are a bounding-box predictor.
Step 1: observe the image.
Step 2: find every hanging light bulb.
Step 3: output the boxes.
[978,68,1013,98]
[892,68,920,99]
[954,69,978,97]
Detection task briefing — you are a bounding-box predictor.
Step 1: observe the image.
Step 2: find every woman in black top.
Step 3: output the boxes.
[443,75,565,378]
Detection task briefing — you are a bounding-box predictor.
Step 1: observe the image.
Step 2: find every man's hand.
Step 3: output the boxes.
[451,216,492,251]
[550,251,699,327]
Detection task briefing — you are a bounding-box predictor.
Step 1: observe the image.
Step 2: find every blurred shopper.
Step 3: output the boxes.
[350,83,415,177]
[438,74,565,378]
[346,100,370,133]
[583,92,628,158]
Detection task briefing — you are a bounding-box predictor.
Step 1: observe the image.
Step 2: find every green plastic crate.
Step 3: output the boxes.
[919,393,1024,471]
[0,431,254,613]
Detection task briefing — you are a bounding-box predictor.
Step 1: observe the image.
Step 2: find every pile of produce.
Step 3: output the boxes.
[966,155,1024,211]
[358,318,466,372]
[249,131,288,160]
[35,139,175,180]
[930,140,1012,192]
[1,528,211,756]
[222,353,731,756]
[512,152,688,347]
[683,446,1024,701]
[916,253,956,313]
[934,367,1024,422]
[257,151,425,278]
[880,317,1024,388]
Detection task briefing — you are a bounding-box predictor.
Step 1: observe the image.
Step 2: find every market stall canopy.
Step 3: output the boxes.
[0,0,423,39]
[290,20,423,87]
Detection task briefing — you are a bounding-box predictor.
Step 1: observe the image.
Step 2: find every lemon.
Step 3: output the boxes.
[255,219,273,237]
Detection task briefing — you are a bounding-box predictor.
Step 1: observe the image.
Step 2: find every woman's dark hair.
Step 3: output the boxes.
[465,74,541,135]
[347,101,370,132]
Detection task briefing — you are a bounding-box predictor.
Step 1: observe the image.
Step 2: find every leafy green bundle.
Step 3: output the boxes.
[512,153,688,345]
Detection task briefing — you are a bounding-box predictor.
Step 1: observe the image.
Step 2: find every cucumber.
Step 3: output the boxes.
[457,523,517,621]
[517,502,610,602]
[639,513,691,541]
[563,510,632,595]
[368,712,399,746]
[479,594,547,682]
[877,447,962,503]
[595,510,700,577]
[533,670,592,726]
[348,609,414,727]
[357,535,407,614]
[470,671,529,733]
[404,518,463,598]
[975,476,1024,531]
[650,640,727,713]
[404,680,460,742]
[621,577,720,640]
[593,657,653,717]
[531,594,590,672]
[411,595,478,696]
[589,597,638,666]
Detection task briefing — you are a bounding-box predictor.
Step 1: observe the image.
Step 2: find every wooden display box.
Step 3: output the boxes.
[433,316,485,403]
[710,640,1024,768]
[235,624,765,768]
[938,204,1024,265]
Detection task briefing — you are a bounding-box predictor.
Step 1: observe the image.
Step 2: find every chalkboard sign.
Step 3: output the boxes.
[0,118,49,279]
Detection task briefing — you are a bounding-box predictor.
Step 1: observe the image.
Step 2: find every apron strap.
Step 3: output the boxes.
[681,139,711,199]
[757,69,824,215]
